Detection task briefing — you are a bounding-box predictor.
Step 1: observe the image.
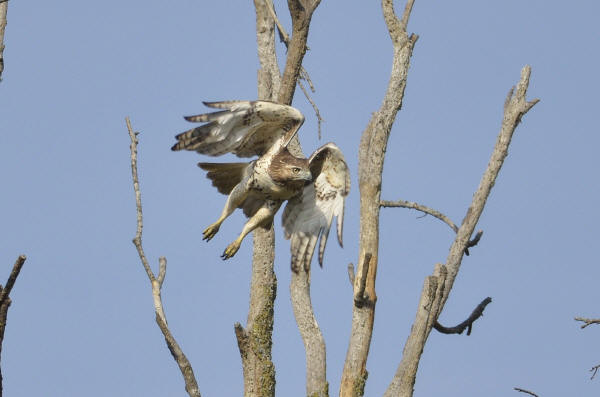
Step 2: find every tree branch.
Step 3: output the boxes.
[354,253,372,308]
[381,199,459,232]
[230,4,281,397]
[383,264,447,397]
[0,0,7,81]
[380,199,484,255]
[384,67,538,397]
[513,387,539,397]
[278,0,321,106]
[433,297,492,335]
[258,1,330,395]
[575,316,600,379]
[290,267,328,396]
[267,0,324,140]
[575,317,600,329]
[0,254,26,397]
[0,255,25,307]
[298,77,324,139]
[126,118,200,397]
[439,65,539,315]
[340,1,418,395]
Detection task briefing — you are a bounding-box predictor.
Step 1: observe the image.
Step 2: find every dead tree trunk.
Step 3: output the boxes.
[236,1,326,396]
[339,1,418,395]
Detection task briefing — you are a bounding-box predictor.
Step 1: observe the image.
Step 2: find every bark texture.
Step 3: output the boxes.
[0,255,25,397]
[383,66,538,397]
[339,1,417,396]
[279,2,329,396]
[249,1,329,396]
[0,0,7,80]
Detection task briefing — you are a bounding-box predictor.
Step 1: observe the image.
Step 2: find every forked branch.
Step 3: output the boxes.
[126,118,200,397]
[439,66,539,312]
[255,1,329,396]
[385,66,538,397]
[340,1,418,395]
[575,317,600,329]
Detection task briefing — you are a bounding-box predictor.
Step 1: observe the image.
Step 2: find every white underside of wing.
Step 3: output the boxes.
[282,143,350,271]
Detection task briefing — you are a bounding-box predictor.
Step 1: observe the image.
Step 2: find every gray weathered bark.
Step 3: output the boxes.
[0,0,8,80]
[248,1,330,396]
[278,2,330,396]
[383,66,538,397]
[339,1,417,396]
[232,3,280,397]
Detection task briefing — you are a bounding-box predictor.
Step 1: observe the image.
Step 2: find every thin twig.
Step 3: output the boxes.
[126,117,200,397]
[590,364,600,380]
[514,387,539,397]
[381,199,484,255]
[298,79,323,139]
[126,117,156,284]
[267,0,323,140]
[381,199,459,232]
[434,297,492,335]
[575,317,600,329]
[300,67,315,93]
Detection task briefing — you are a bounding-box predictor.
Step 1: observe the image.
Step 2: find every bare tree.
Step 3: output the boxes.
[127,1,539,396]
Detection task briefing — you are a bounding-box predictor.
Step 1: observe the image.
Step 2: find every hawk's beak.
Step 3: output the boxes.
[302,170,313,182]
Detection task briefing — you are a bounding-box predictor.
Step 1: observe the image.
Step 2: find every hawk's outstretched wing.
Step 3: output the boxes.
[282,143,350,272]
[171,100,304,158]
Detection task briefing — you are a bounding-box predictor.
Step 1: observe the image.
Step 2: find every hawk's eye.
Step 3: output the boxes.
[292,167,300,174]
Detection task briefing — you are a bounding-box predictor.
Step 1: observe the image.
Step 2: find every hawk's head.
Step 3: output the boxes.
[269,148,312,184]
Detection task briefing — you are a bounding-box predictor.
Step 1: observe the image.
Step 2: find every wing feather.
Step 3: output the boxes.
[197,162,250,195]
[282,143,350,271]
[172,100,304,158]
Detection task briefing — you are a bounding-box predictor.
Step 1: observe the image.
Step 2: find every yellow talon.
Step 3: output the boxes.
[221,240,242,260]
[203,222,221,241]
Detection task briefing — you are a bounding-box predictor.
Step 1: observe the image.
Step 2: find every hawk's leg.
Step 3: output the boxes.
[221,201,282,260]
[203,182,248,241]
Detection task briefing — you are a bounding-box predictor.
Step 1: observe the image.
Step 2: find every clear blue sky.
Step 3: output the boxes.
[1,1,599,396]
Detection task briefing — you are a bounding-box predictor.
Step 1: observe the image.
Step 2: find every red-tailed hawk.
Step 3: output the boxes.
[172,100,350,272]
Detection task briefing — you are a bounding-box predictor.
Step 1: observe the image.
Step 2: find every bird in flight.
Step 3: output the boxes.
[172,100,350,272]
